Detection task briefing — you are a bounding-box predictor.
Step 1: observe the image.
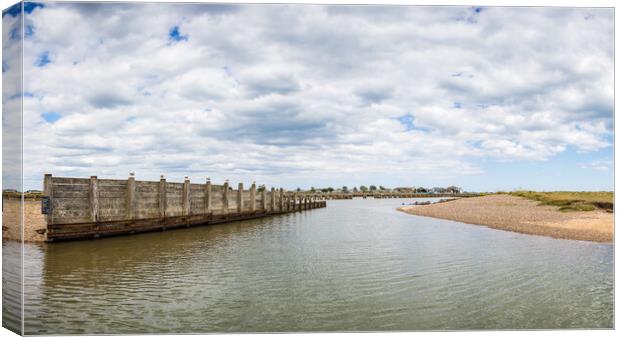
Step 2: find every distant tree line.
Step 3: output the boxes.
[293,185,462,194]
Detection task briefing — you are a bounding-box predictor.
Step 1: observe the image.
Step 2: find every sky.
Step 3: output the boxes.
[2,2,614,192]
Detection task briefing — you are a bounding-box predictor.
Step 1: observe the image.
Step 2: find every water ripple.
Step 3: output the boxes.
[10,198,614,334]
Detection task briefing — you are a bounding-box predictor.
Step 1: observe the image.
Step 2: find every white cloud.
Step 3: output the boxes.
[7,4,613,190]
[579,159,612,171]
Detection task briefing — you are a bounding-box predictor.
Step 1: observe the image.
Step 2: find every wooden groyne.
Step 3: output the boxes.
[35,174,326,242]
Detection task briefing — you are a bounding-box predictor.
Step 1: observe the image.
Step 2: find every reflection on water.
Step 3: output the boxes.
[3,240,22,334]
[10,198,614,334]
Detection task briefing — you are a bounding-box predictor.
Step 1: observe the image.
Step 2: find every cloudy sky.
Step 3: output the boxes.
[2,2,614,191]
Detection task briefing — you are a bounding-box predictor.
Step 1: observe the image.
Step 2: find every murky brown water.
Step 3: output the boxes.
[2,198,614,334]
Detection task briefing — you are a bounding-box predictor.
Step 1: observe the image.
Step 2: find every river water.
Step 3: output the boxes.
[3,198,614,334]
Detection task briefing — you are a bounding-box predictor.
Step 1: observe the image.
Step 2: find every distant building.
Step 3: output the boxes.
[394,187,414,193]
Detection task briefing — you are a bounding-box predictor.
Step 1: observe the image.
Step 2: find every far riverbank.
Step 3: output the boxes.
[398,194,613,243]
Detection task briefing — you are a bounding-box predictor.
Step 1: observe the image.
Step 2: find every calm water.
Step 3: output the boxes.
[3,198,614,334]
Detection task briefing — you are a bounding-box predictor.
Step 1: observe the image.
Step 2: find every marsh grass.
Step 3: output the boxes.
[510,191,613,212]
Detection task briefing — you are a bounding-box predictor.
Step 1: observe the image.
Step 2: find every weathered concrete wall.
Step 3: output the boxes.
[40,175,326,242]
[2,196,47,242]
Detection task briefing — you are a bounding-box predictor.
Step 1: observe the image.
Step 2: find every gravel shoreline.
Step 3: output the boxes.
[398,194,613,243]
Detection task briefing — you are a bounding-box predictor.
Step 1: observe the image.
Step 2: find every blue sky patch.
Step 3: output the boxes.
[2,3,21,17]
[169,26,188,42]
[42,111,61,123]
[397,114,414,131]
[35,52,51,67]
[24,2,44,14]
[453,102,462,109]
[396,113,430,132]
[8,92,35,100]
[10,27,20,40]
[2,2,44,17]
[25,25,35,38]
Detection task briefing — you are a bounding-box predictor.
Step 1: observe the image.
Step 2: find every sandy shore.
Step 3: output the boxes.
[398,194,613,243]
[2,197,47,242]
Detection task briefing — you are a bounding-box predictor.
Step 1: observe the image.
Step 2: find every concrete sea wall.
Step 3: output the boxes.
[2,175,326,242]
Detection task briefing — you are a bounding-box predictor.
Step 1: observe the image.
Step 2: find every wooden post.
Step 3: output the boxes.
[285,194,290,211]
[159,175,166,218]
[261,188,267,211]
[250,182,256,212]
[89,176,98,222]
[183,177,190,216]
[279,188,284,212]
[127,173,135,220]
[223,181,229,215]
[270,187,276,211]
[237,182,244,213]
[43,174,53,229]
[205,178,211,213]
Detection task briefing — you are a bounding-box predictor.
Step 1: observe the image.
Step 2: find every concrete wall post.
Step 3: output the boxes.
[89,176,98,222]
[250,182,256,212]
[223,181,229,215]
[237,182,244,213]
[43,174,53,226]
[127,173,136,220]
[159,175,166,218]
[279,188,284,211]
[205,178,211,213]
[183,177,190,216]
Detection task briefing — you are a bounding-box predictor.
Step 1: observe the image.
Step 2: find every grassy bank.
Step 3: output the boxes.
[509,191,613,212]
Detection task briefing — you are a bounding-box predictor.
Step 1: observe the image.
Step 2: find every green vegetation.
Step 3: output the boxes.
[2,190,42,199]
[510,191,613,212]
